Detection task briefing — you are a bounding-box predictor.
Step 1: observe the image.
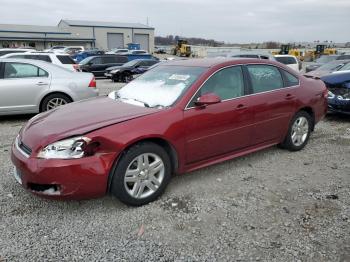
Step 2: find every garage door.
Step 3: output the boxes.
[134,34,149,52]
[107,33,124,50]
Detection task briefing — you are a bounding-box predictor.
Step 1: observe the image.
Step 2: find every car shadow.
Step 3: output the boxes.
[0,114,35,122]
[325,113,350,123]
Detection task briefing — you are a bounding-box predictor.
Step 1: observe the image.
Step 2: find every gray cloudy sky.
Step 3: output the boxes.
[0,0,349,43]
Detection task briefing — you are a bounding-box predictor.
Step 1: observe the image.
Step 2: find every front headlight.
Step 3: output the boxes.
[111,69,119,74]
[37,136,92,159]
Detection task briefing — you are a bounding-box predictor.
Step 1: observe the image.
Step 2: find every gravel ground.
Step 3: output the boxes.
[0,79,349,261]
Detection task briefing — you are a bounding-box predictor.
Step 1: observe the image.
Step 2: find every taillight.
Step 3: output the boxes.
[89,77,96,88]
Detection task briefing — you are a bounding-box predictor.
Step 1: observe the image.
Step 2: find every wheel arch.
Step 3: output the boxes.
[107,136,179,193]
[39,91,73,112]
[297,106,315,131]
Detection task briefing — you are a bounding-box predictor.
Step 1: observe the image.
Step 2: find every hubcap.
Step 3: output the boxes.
[46,98,67,110]
[124,153,165,199]
[291,116,309,146]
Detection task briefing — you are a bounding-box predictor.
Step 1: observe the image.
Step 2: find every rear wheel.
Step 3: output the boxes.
[280,111,312,151]
[110,142,172,206]
[40,93,72,112]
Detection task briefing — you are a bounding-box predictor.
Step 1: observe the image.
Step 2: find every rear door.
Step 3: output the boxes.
[0,62,50,113]
[184,66,255,164]
[245,64,298,145]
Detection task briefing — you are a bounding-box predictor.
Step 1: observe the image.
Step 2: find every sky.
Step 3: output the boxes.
[0,0,349,43]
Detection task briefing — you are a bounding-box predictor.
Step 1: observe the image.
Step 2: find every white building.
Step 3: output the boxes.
[0,19,155,52]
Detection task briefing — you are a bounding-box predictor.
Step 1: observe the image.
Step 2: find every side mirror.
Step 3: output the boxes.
[194,93,221,107]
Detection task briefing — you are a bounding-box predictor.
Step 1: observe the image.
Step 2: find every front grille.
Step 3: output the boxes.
[328,87,350,99]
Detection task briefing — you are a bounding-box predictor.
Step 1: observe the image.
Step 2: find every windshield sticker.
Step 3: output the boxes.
[169,74,190,81]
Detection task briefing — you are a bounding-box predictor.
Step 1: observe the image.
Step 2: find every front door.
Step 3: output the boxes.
[184,66,254,164]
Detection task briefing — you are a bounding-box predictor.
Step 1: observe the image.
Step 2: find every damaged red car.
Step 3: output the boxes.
[11,58,328,206]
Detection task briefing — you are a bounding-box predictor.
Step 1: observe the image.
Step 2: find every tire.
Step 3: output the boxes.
[110,142,172,206]
[40,93,72,112]
[280,111,312,151]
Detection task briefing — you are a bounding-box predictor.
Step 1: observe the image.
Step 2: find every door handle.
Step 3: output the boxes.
[285,94,295,100]
[236,104,248,110]
[36,82,48,86]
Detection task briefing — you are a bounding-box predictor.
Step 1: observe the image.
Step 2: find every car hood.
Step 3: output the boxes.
[20,96,160,151]
[321,72,350,85]
[306,63,322,68]
[304,70,332,78]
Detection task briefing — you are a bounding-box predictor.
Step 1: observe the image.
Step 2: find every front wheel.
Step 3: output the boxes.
[280,111,312,151]
[110,142,172,206]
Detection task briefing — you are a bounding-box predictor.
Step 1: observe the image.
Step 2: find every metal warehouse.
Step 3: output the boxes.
[0,19,155,52]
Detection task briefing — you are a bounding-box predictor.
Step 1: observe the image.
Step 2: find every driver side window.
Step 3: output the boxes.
[190,66,244,107]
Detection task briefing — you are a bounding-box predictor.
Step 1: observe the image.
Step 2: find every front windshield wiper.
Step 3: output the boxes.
[119,97,150,107]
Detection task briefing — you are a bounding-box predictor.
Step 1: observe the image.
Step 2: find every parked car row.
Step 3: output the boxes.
[305,54,350,73]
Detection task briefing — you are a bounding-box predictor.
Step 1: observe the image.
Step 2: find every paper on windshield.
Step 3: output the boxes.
[169,74,190,81]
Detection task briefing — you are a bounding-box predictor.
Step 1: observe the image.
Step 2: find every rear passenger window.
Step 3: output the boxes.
[282,70,299,87]
[32,55,52,63]
[103,56,117,63]
[199,66,244,101]
[56,55,75,64]
[247,65,283,93]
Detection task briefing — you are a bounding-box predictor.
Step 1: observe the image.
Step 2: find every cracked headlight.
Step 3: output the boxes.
[37,136,92,159]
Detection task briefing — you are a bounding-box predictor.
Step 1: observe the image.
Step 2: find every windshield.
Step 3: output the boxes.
[316,61,345,71]
[315,55,337,63]
[338,62,350,71]
[123,60,140,67]
[79,56,94,65]
[109,65,205,108]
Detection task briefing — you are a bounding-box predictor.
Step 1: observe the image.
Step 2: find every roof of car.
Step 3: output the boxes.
[162,58,274,68]
[274,55,297,58]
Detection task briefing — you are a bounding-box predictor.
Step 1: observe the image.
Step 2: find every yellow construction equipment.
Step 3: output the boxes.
[172,39,192,57]
[272,44,304,61]
[304,44,338,61]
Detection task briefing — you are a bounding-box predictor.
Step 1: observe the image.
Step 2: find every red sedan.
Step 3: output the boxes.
[11,58,328,206]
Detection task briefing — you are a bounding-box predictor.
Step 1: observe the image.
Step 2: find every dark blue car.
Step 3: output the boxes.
[72,49,105,62]
[321,71,350,114]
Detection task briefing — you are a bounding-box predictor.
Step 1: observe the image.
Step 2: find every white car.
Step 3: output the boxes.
[56,46,85,54]
[128,50,148,55]
[0,48,36,57]
[0,58,98,115]
[274,55,301,72]
[1,52,78,71]
[106,48,129,55]
[43,46,66,52]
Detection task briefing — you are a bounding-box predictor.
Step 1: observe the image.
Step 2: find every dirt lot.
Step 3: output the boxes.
[0,79,349,261]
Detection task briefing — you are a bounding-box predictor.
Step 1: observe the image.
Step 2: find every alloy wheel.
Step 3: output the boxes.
[291,116,309,147]
[46,98,68,110]
[124,153,165,199]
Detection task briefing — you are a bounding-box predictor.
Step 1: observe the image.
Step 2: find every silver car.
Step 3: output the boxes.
[0,59,99,115]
